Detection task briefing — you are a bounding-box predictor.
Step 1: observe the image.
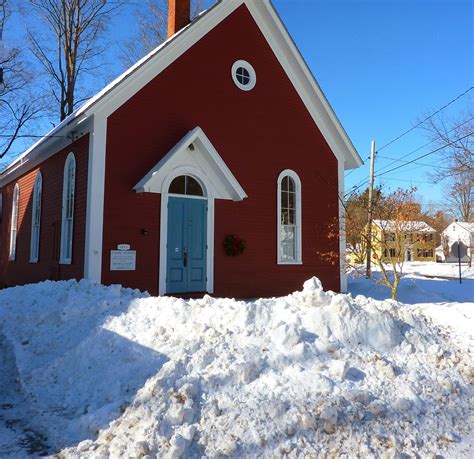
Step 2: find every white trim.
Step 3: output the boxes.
[277,169,302,264]
[159,168,214,295]
[84,115,107,282]
[338,160,347,293]
[29,171,43,263]
[60,152,76,264]
[134,126,247,201]
[231,60,256,91]
[9,183,19,261]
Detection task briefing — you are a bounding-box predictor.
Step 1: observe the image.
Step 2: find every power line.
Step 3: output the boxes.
[377,86,473,152]
[379,176,433,184]
[345,131,473,197]
[376,155,452,169]
[375,132,473,178]
[375,116,474,176]
[345,116,474,195]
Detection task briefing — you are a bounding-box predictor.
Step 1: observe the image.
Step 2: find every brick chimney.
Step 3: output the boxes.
[168,0,191,38]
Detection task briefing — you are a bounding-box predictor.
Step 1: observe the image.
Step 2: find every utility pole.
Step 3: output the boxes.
[366,140,376,278]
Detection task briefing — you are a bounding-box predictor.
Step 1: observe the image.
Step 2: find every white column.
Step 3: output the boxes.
[84,114,107,282]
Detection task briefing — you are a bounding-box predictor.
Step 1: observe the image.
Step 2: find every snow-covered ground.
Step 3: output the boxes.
[0,262,472,458]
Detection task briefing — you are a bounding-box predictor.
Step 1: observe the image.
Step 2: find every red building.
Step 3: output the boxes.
[0,0,361,298]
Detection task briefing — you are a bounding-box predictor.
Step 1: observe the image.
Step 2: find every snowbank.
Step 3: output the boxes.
[0,278,472,457]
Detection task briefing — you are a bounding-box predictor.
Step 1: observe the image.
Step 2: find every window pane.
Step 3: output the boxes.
[186,176,204,196]
[287,177,295,192]
[288,191,295,210]
[281,176,289,192]
[169,176,186,194]
[288,208,295,225]
[280,225,295,261]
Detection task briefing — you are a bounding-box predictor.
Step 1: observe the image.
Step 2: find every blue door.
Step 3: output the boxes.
[166,197,207,293]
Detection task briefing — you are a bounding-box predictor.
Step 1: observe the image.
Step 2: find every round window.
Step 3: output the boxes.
[231,60,256,91]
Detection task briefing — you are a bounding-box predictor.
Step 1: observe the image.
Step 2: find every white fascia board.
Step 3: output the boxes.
[245,0,362,170]
[134,126,247,201]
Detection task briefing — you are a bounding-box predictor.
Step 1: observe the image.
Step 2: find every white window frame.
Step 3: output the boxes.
[30,172,43,263]
[277,169,302,264]
[60,153,76,264]
[231,60,257,91]
[9,183,20,261]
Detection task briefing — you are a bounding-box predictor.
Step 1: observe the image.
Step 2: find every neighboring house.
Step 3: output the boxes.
[441,221,474,263]
[0,0,362,298]
[371,220,436,263]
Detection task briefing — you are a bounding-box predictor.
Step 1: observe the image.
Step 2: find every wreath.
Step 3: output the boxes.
[223,234,246,256]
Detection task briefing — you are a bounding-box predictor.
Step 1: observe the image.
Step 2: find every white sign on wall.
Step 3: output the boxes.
[110,249,136,271]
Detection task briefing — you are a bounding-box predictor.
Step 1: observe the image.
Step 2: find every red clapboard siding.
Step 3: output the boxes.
[101,4,340,297]
[0,135,89,286]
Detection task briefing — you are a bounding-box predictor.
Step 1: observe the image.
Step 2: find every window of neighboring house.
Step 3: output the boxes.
[277,170,302,264]
[385,232,395,242]
[424,249,433,258]
[60,153,76,264]
[384,248,396,258]
[9,183,19,261]
[30,172,43,263]
[417,248,423,258]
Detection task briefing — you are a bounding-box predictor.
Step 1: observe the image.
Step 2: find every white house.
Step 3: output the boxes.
[441,221,474,262]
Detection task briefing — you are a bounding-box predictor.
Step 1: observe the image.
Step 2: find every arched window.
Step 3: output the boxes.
[277,170,302,264]
[9,183,19,261]
[168,175,204,196]
[60,153,76,264]
[30,172,42,262]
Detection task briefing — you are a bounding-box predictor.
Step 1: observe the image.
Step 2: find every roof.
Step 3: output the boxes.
[0,0,362,185]
[373,219,436,233]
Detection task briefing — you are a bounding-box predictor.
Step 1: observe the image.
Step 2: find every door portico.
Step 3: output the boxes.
[133,127,247,295]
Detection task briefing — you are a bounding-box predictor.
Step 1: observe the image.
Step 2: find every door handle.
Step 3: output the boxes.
[183,249,188,267]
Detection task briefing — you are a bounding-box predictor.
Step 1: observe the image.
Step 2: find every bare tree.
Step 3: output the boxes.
[0,0,42,161]
[122,0,212,67]
[445,175,473,222]
[421,109,473,222]
[27,0,124,121]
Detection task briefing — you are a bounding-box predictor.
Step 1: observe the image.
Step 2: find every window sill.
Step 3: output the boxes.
[8,256,15,262]
[29,259,38,264]
[277,261,303,265]
[59,259,72,265]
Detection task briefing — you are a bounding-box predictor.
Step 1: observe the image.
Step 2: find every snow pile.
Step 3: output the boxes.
[0,278,472,457]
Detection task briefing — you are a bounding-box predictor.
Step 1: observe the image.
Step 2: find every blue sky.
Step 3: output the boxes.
[5,0,473,209]
[273,0,473,208]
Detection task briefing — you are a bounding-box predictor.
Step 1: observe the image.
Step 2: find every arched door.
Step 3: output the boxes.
[166,175,207,294]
